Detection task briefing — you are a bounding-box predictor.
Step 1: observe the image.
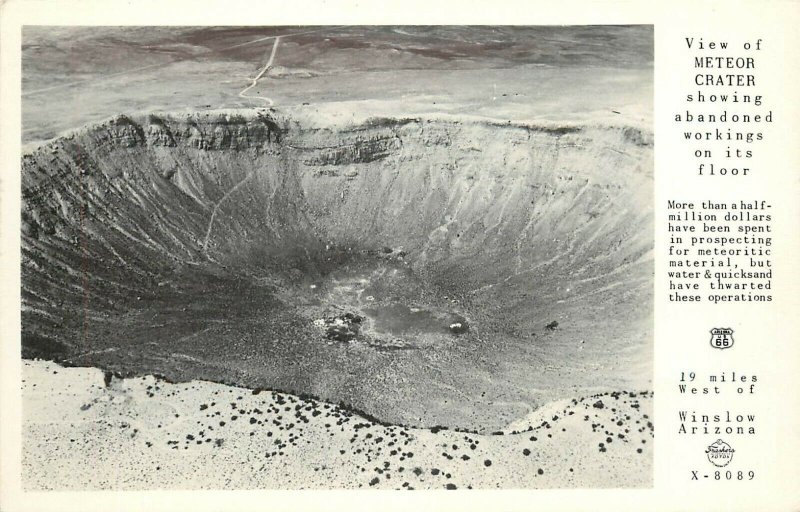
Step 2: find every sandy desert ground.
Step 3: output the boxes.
[22,26,652,145]
[23,360,653,489]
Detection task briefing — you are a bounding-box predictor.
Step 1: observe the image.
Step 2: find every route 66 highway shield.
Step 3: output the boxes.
[710,328,735,349]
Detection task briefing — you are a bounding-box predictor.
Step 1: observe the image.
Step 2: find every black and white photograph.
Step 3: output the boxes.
[18,24,655,490]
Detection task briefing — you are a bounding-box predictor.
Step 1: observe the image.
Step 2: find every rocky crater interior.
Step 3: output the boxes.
[21,110,653,432]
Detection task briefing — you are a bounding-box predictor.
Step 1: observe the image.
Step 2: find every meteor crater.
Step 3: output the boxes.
[21,110,653,432]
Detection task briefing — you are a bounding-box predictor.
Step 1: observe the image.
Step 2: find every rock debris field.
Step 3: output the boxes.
[23,360,653,489]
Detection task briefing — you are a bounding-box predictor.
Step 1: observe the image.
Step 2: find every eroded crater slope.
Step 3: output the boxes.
[21,110,653,431]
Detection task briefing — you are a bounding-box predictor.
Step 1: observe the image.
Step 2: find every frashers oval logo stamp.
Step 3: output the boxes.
[710,328,734,349]
[706,439,735,467]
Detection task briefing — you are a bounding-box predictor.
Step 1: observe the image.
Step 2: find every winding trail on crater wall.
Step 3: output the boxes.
[202,173,254,253]
[238,36,281,107]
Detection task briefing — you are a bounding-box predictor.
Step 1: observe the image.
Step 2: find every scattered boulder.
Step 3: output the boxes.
[449,321,469,335]
[320,311,365,342]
